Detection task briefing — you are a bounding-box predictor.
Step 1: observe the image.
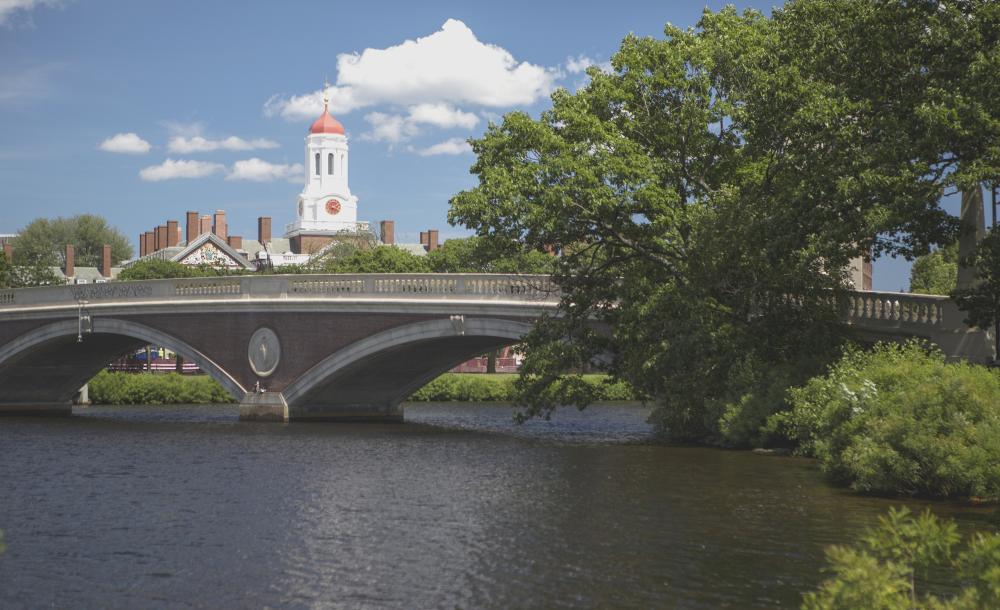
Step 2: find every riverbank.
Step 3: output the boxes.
[88,370,638,405]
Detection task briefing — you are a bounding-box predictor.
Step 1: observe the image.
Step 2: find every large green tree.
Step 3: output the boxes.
[449,1,1000,443]
[425,236,554,274]
[11,215,133,286]
[910,242,958,295]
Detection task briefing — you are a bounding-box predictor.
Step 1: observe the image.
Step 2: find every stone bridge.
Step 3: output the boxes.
[0,274,993,422]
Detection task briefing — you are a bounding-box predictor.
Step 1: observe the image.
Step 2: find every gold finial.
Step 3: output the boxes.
[322,78,330,111]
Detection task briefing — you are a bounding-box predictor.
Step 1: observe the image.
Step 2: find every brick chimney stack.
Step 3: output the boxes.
[380,220,395,245]
[257,216,271,244]
[144,231,154,256]
[186,211,199,244]
[420,231,429,250]
[166,220,179,247]
[227,235,243,250]
[100,245,112,278]
[139,233,146,257]
[199,215,212,236]
[155,225,168,251]
[427,229,439,252]
[64,244,74,278]
[2,243,11,262]
[212,210,227,240]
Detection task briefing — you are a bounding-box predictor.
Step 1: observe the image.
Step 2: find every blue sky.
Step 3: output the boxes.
[0,0,946,289]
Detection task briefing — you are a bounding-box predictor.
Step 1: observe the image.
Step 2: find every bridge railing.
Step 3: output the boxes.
[842,291,949,329]
[0,274,562,308]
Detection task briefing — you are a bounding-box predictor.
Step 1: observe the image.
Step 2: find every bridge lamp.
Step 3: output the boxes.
[76,300,91,343]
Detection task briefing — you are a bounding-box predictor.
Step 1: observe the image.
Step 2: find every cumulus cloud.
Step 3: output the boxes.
[139,159,224,182]
[417,138,472,157]
[360,104,478,144]
[0,0,60,26]
[227,158,303,182]
[565,55,612,74]
[167,135,280,154]
[264,19,557,120]
[362,112,420,144]
[407,103,478,129]
[98,132,151,154]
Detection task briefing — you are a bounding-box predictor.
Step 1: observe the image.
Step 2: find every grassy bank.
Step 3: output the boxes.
[89,370,236,405]
[87,371,638,405]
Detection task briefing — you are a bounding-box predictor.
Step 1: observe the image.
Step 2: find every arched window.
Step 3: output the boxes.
[328,153,334,175]
[341,154,345,176]
[314,153,320,176]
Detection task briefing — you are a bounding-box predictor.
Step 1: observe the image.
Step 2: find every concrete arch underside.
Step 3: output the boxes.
[278,318,534,422]
[0,318,245,415]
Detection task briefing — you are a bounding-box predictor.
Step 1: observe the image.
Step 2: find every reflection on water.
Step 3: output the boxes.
[0,403,992,609]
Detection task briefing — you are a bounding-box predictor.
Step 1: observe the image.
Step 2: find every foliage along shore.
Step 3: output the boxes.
[87,371,638,406]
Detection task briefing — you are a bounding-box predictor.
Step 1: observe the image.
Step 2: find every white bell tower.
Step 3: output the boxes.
[285,82,360,236]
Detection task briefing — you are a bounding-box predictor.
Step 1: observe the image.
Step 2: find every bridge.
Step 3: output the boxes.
[0,274,993,422]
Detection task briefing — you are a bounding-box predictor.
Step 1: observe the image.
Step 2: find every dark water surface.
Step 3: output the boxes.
[0,403,993,609]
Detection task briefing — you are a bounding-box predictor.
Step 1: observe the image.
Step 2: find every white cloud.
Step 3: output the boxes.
[227,158,303,182]
[265,19,557,120]
[168,135,280,154]
[0,61,63,102]
[139,159,224,182]
[0,0,60,26]
[417,137,472,157]
[407,103,478,129]
[362,112,420,144]
[98,132,151,155]
[565,55,612,74]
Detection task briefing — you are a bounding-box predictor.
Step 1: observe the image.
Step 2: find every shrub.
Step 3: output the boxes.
[407,373,637,402]
[802,507,1000,610]
[772,342,1000,500]
[89,370,235,405]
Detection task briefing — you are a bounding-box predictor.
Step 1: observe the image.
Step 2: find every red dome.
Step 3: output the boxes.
[310,109,345,135]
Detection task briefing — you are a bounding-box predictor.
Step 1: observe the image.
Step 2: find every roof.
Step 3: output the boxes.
[53,266,123,283]
[310,108,345,135]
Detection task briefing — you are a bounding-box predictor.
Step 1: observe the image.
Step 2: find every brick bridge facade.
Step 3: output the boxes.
[0,274,993,422]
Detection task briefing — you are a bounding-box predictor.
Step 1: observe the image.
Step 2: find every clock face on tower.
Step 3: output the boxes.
[325,199,341,215]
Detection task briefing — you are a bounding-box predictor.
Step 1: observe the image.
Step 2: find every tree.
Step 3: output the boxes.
[324,245,431,273]
[425,236,554,274]
[953,229,1000,330]
[803,507,1000,610]
[448,1,1000,442]
[13,215,132,269]
[910,242,958,295]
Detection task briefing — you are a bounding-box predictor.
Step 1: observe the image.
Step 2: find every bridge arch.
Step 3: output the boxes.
[282,317,534,420]
[0,318,245,407]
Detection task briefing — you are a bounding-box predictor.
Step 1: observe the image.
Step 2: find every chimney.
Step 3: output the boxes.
[64,244,74,278]
[199,215,212,236]
[166,220,179,247]
[2,243,11,262]
[155,225,168,251]
[380,220,395,245]
[100,244,112,278]
[186,211,199,244]
[139,233,146,257]
[257,216,271,244]
[144,231,154,256]
[427,229,439,252]
[213,210,227,240]
[227,235,243,250]
[420,231,429,250]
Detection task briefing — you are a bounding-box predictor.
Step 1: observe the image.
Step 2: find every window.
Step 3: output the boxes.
[341,155,345,176]
[328,153,334,175]
[314,153,320,176]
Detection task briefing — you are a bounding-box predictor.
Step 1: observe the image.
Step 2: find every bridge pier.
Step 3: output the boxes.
[239,392,288,423]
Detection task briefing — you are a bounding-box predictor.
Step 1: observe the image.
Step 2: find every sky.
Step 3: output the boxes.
[0,0,957,290]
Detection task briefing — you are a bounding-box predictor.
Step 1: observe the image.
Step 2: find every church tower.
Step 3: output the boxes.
[285,83,360,250]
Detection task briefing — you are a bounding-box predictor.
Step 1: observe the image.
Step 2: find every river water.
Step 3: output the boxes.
[0,403,993,609]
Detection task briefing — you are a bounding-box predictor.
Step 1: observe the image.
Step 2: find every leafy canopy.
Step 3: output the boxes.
[448,0,1000,441]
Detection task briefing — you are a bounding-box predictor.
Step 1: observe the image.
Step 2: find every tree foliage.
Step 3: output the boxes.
[425,237,554,274]
[803,507,1000,610]
[323,245,431,273]
[13,215,132,269]
[116,259,245,281]
[448,0,1000,442]
[953,229,1000,330]
[910,242,958,295]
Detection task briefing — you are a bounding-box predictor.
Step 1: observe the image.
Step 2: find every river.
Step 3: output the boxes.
[0,403,993,609]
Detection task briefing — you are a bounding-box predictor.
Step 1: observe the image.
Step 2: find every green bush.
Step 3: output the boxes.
[772,342,1000,500]
[803,507,1000,610]
[407,373,637,402]
[89,370,235,405]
